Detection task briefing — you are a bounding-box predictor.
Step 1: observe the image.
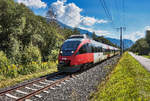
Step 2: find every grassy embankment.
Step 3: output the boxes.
[0,62,57,88]
[91,52,150,101]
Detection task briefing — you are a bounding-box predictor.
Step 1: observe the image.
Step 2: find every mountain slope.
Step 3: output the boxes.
[106,37,134,49]
[56,21,134,49]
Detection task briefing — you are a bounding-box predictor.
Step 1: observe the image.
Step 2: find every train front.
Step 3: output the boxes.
[57,39,81,72]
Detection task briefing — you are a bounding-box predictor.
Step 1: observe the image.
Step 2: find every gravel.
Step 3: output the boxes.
[34,56,120,101]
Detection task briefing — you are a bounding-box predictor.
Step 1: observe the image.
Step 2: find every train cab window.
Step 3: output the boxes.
[78,44,87,54]
[61,41,81,56]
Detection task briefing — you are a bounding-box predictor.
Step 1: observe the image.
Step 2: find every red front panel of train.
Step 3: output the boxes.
[70,53,94,66]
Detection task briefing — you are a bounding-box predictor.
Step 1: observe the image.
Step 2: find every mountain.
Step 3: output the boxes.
[56,20,93,36]
[106,37,134,49]
[56,20,134,49]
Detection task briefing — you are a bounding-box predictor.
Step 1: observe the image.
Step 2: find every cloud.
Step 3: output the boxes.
[79,26,110,36]
[16,0,47,8]
[124,31,145,42]
[81,17,107,26]
[51,0,82,27]
[50,0,107,27]
[145,26,150,31]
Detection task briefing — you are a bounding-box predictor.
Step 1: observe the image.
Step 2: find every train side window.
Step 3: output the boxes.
[99,47,102,52]
[94,46,97,53]
[91,45,95,53]
[95,47,98,52]
[87,43,92,53]
[78,44,87,54]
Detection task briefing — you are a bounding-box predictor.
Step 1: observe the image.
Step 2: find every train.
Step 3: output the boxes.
[57,34,120,72]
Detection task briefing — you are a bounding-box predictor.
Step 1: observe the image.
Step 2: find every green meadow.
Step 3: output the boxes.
[91,52,150,101]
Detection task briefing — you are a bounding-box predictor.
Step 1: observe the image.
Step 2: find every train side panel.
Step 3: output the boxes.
[94,52,104,63]
[71,53,93,65]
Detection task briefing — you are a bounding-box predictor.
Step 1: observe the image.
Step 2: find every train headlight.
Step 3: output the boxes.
[60,51,63,53]
[71,51,74,53]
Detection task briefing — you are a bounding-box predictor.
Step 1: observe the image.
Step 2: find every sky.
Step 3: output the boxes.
[14,0,150,42]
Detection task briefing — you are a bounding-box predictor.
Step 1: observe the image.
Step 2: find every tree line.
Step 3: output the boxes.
[130,30,150,55]
[92,32,118,48]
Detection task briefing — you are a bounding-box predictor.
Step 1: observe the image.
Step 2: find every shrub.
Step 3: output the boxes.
[22,44,42,64]
[18,62,40,75]
[0,51,10,75]
[48,49,59,61]
[149,52,150,56]
[40,62,48,70]
[6,64,18,78]
[47,61,57,68]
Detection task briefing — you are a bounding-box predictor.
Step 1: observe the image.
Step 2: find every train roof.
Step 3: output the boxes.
[64,38,85,43]
[91,40,120,50]
[65,35,120,50]
[69,34,90,39]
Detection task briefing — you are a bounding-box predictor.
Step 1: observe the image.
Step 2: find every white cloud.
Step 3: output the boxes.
[50,0,107,27]
[79,26,109,36]
[145,26,150,31]
[16,0,47,8]
[81,17,107,26]
[51,0,82,27]
[124,31,145,42]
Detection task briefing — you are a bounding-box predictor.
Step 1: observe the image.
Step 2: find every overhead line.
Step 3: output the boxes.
[99,0,115,27]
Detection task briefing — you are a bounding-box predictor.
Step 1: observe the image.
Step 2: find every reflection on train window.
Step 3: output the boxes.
[61,41,81,51]
[79,44,87,54]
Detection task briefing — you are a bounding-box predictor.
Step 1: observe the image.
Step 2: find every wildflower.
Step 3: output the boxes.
[32,61,36,64]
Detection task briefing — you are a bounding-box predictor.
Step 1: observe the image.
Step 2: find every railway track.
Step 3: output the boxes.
[0,56,119,101]
[0,72,76,101]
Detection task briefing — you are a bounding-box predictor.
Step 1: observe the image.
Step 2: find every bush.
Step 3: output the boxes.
[18,62,40,75]
[0,51,10,75]
[22,44,42,64]
[40,62,48,70]
[48,49,59,61]
[149,52,150,56]
[6,64,18,78]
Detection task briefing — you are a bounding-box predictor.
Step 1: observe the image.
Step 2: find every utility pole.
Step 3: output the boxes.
[116,27,126,55]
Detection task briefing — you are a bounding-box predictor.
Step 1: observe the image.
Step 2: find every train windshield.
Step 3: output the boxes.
[61,41,81,56]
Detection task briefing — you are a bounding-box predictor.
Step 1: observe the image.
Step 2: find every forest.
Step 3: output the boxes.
[0,0,116,78]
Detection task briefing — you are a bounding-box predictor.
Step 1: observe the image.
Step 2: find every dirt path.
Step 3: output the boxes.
[129,52,150,71]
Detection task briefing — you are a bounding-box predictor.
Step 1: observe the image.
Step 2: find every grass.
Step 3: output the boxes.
[142,55,150,59]
[0,62,57,88]
[91,52,150,101]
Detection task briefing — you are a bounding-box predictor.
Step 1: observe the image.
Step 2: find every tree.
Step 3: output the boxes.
[46,8,56,20]
[92,32,97,40]
[62,28,73,39]
[73,28,80,35]
[22,44,42,64]
[94,36,118,48]
[130,38,149,55]
[146,30,150,46]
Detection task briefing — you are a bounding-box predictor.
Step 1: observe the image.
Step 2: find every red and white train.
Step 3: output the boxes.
[58,34,120,72]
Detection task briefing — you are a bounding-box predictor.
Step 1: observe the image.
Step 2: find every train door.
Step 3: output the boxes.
[98,47,103,61]
[93,46,99,63]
